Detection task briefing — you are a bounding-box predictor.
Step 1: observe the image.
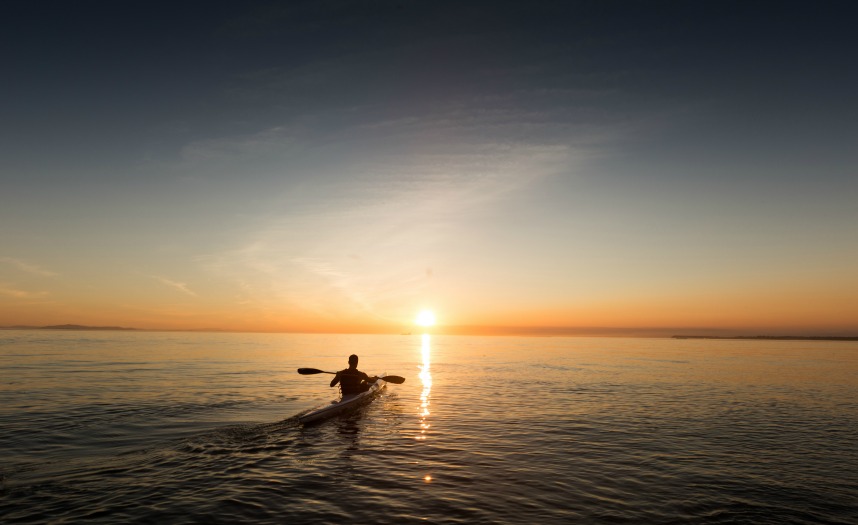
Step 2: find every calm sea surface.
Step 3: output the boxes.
[1,331,857,524]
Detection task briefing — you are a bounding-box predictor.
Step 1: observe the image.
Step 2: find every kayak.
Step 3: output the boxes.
[298,375,386,425]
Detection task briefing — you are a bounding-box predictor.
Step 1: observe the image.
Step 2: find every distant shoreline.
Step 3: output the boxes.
[673,335,858,341]
[1,324,136,331]
[1,325,855,340]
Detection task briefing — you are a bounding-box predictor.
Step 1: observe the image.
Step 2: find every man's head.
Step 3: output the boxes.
[348,354,359,368]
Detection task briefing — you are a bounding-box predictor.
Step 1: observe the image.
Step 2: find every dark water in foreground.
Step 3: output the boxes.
[1,331,857,524]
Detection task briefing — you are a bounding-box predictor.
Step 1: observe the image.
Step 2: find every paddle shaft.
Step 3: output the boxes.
[297,368,405,384]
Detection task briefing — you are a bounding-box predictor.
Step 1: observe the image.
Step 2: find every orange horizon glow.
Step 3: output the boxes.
[1,316,856,338]
[2,277,856,336]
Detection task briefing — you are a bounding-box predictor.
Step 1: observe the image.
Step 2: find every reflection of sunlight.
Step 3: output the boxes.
[417,333,432,442]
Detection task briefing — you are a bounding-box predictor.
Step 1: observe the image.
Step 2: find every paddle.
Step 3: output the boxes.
[297,368,405,384]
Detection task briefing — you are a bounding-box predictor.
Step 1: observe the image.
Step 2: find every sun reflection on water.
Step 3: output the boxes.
[417,333,432,441]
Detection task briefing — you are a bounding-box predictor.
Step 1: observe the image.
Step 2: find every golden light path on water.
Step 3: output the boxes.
[418,333,432,486]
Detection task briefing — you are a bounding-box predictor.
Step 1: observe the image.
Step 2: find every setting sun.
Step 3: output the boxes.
[415,310,436,327]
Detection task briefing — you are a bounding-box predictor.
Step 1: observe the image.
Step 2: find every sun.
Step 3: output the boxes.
[415,310,436,327]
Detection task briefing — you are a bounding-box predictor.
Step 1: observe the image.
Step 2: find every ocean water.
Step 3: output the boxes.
[1,331,857,524]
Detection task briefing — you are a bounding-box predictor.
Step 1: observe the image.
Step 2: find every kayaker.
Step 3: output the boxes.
[330,354,378,395]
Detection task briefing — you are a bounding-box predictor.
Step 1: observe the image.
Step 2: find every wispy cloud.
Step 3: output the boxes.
[0,257,58,277]
[289,256,374,313]
[179,126,304,163]
[0,283,49,299]
[152,276,198,297]
[190,132,577,324]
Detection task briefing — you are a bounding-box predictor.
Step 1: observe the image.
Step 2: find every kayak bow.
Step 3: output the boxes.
[298,375,386,425]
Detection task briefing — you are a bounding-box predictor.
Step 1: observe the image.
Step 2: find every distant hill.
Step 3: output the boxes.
[0,324,136,331]
[42,324,136,331]
[673,335,858,341]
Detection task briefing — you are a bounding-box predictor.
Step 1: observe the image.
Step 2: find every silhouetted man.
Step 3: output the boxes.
[330,354,378,395]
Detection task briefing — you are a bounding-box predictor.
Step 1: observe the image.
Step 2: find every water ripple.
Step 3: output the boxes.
[2,333,858,523]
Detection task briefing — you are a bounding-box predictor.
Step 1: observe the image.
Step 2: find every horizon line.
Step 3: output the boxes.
[2,323,856,339]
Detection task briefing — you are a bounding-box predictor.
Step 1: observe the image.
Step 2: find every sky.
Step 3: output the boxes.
[1,1,856,335]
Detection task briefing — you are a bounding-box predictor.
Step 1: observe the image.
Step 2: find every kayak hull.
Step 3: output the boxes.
[298,376,385,424]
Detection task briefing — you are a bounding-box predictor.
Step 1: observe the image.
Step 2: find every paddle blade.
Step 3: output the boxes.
[381,375,405,384]
[297,368,325,375]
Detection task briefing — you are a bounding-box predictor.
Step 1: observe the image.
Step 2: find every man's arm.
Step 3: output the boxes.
[330,372,340,388]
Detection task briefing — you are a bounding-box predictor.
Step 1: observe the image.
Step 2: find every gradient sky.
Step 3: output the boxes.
[2,1,856,334]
